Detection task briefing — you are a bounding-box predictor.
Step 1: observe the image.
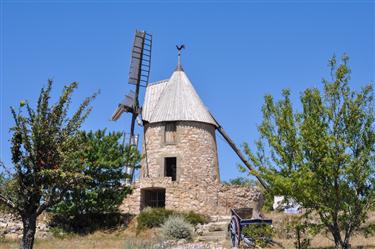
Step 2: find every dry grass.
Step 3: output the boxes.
[1,232,374,249]
[270,234,375,249]
[0,229,162,249]
[1,212,374,249]
[264,211,375,249]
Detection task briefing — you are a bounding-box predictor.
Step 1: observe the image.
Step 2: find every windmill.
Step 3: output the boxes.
[111,30,152,185]
[112,31,267,189]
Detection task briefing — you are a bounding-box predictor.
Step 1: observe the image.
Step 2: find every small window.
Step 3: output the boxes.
[165,122,177,144]
[165,157,177,181]
[142,189,165,208]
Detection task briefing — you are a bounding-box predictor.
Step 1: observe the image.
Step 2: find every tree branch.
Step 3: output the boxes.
[36,188,67,216]
[0,193,16,210]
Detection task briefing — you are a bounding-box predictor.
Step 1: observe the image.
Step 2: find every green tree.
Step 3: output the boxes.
[223,176,257,187]
[53,129,140,216]
[244,55,374,249]
[0,80,97,249]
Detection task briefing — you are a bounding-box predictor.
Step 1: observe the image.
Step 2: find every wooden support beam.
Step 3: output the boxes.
[210,114,269,190]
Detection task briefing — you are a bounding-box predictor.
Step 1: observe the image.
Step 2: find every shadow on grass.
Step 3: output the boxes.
[49,212,135,235]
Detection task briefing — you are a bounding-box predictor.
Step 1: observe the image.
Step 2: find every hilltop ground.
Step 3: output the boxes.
[1,212,374,249]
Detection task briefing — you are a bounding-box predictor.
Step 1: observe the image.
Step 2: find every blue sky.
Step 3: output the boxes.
[1,1,374,181]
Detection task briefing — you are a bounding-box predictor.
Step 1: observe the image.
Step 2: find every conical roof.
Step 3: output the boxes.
[142,70,218,127]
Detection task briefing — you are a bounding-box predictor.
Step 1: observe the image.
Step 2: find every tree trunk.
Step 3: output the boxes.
[330,226,343,249]
[331,232,353,249]
[21,215,37,249]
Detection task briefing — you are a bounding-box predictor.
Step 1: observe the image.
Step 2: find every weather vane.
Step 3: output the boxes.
[176,44,185,71]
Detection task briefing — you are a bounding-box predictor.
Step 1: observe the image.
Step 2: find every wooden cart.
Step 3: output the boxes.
[228,208,272,247]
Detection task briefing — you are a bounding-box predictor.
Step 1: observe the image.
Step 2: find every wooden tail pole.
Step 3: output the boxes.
[211,114,269,190]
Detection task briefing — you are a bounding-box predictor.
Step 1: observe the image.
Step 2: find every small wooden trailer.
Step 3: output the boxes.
[228,208,273,247]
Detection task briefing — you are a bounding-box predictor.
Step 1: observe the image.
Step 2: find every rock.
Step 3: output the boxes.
[0,213,51,239]
[208,224,223,232]
[177,239,187,245]
[4,233,18,240]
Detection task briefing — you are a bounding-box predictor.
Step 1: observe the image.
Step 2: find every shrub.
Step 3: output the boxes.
[223,177,256,187]
[182,211,209,226]
[136,208,209,232]
[242,224,274,248]
[137,208,174,231]
[161,216,193,240]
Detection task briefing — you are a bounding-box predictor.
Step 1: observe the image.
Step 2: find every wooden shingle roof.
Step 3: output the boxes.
[142,70,217,127]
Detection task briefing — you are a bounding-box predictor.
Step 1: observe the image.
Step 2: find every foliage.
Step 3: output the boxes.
[223,176,256,187]
[182,211,209,226]
[137,208,175,231]
[277,215,323,249]
[359,223,375,238]
[136,208,208,232]
[244,54,375,249]
[242,224,274,248]
[0,80,97,249]
[161,215,194,240]
[0,172,10,213]
[52,130,141,216]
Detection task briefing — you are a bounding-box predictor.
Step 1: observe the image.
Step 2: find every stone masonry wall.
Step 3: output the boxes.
[120,120,262,216]
[141,121,220,186]
[120,177,262,216]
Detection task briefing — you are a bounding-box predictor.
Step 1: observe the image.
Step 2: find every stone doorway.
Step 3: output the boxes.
[141,188,166,209]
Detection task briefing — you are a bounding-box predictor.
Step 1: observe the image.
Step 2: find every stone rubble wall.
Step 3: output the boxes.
[0,213,51,240]
[120,177,263,216]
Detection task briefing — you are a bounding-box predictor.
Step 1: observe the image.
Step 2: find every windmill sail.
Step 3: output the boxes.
[128,31,152,87]
[111,30,153,185]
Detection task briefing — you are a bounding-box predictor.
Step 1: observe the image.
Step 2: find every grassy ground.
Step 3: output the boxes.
[1,212,374,249]
[0,229,162,249]
[1,231,374,249]
[1,232,374,249]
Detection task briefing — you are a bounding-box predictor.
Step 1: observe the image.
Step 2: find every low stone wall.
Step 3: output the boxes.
[0,213,51,240]
[217,184,263,217]
[120,177,263,216]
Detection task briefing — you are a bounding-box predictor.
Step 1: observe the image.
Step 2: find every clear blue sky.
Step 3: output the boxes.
[1,1,374,181]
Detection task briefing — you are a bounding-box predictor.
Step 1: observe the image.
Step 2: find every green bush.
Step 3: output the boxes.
[182,211,209,226]
[161,216,193,240]
[223,176,256,187]
[242,224,274,248]
[137,208,174,231]
[136,208,208,232]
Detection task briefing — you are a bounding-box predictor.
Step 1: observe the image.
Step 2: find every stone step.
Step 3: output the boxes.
[198,235,224,242]
[207,221,229,227]
[208,225,226,232]
[202,231,227,237]
[210,215,231,222]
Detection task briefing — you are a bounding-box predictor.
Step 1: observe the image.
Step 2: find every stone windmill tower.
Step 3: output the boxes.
[113,32,264,215]
[121,46,224,214]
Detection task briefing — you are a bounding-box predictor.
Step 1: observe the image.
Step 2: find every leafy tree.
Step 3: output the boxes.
[223,176,257,187]
[244,55,374,249]
[227,177,251,186]
[0,80,97,249]
[0,171,9,213]
[53,129,140,216]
